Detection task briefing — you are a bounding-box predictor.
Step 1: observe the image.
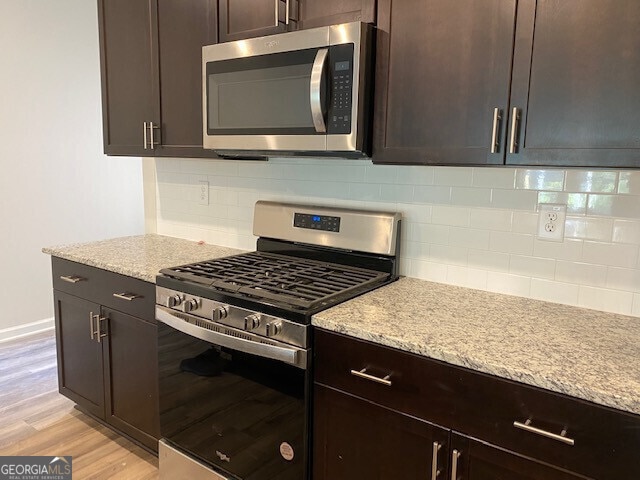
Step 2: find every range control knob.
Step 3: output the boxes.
[181,298,199,313]
[244,314,261,331]
[265,321,282,337]
[212,306,229,322]
[166,294,183,308]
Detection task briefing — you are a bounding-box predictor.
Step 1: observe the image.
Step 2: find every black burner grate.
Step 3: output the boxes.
[159,252,389,310]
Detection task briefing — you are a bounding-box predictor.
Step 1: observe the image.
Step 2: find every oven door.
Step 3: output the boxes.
[157,306,309,480]
[202,22,366,155]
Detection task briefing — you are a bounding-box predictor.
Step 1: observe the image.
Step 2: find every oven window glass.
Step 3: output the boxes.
[206,48,323,136]
[158,322,308,480]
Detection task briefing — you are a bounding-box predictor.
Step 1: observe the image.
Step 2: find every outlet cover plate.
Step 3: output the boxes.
[537,203,566,242]
[198,180,209,205]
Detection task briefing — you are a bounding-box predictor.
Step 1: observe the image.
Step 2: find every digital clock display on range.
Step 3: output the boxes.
[293,213,341,232]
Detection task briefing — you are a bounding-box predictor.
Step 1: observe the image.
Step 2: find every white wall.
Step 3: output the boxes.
[0,0,144,334]
[154,157,640,318]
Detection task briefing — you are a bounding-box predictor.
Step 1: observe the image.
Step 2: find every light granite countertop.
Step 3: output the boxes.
[313,276,640,416]
[43,234,243,283]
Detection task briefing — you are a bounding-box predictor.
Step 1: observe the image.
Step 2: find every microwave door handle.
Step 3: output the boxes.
[310,48,328,133]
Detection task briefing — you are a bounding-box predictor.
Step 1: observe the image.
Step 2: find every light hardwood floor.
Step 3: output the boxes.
[0,330,159,479]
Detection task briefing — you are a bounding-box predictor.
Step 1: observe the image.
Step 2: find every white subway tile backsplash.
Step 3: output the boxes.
[537,192,587,215]
[413,185,451,204]
[491,189,538,211]
[587,194,640,218]
[578,286,633,315]
[530,279,579,306]
[605,267,640,292]
[468,249,510,272]
[470,208,513,232]
[155,158,640,317]
[582,241,639,268]
[472,167,515,189]
[446,265,488,290]
[533,238,583,261]
[516,169,565,191]
[433,166,473,186]
[431,205,470,227]
[555,261,607,288]
[489,232,534,256]
[509,255,556,280]
[565,171,618,193]
[613,219,640,244]
[486,272,531,297]
[564,216,613,242]
[618,171,640,194]
[449,227,491,250]
[451,187,492,207]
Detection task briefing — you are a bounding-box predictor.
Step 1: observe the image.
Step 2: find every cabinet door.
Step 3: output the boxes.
[373,0,517,165]
[508,0,640,168]
[98,0,160,156]
[218,0,288,42]
[298,0,375,29]
[156,0,220,158]
[313,384,450,480]
[103,308,160,451]
[452,434,584,480]
[54,291,105,419]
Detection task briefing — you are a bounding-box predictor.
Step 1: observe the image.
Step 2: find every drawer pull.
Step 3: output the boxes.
[513,419,575,446]
[112,292,141,301]
[350,368,392,386]
[60,275,86,284]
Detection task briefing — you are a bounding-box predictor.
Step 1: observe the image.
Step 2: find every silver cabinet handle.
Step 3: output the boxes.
[89,312,98,340]
[490,107,502,154]
[112,292,141,301]
[285,0,290,24]
[509,107,520,154]
[274,0,279,26]
[513,419,575,446]
[350,368,392,386]
[310,48,328,133]
[143,121,148,149]
[431,442,441,480]
[60,275,86,284]
[96,315,108,343]
[450,449,461,480]
[149,121,159,148]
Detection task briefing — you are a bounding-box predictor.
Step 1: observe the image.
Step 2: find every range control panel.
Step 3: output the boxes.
[327,43,355,135]
[294,213,341,232]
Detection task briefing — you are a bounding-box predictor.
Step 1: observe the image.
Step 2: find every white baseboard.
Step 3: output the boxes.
[0,318,55,343]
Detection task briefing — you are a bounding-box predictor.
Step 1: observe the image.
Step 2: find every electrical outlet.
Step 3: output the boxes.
[537,203,566,242]
[198,180,209,205]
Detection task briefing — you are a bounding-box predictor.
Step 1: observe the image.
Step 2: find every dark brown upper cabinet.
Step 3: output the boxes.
[507,0,640,168]
[374,0,640,168]
[98,0,219,158]
[218,0,376,42]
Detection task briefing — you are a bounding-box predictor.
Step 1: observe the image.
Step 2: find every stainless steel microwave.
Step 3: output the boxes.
[202,22,374,158]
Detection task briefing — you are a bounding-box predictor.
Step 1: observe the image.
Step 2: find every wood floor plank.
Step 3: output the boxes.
[0,330,159,479]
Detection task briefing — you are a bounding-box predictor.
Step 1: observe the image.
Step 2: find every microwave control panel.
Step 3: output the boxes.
[328,44,355,135]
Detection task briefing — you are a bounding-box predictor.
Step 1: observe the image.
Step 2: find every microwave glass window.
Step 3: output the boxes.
[208,64,314,130]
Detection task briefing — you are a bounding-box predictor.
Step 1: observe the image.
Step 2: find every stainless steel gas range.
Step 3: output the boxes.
[156,201,401,480]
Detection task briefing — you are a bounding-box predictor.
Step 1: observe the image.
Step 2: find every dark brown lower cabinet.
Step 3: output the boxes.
[313,329,639,480]
[51,258,159,452]
[452,434,585,480]
[313,384,449,479]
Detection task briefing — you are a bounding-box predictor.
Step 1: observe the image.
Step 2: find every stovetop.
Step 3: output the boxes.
[159,251,390,312]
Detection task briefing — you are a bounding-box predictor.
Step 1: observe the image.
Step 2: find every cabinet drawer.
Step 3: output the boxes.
[52,257,154,321]
[314,329,453,426]
[453,367,640,480]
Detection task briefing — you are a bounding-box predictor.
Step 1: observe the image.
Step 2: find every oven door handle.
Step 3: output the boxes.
[310,48,328,133]
[156,306,307,369]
